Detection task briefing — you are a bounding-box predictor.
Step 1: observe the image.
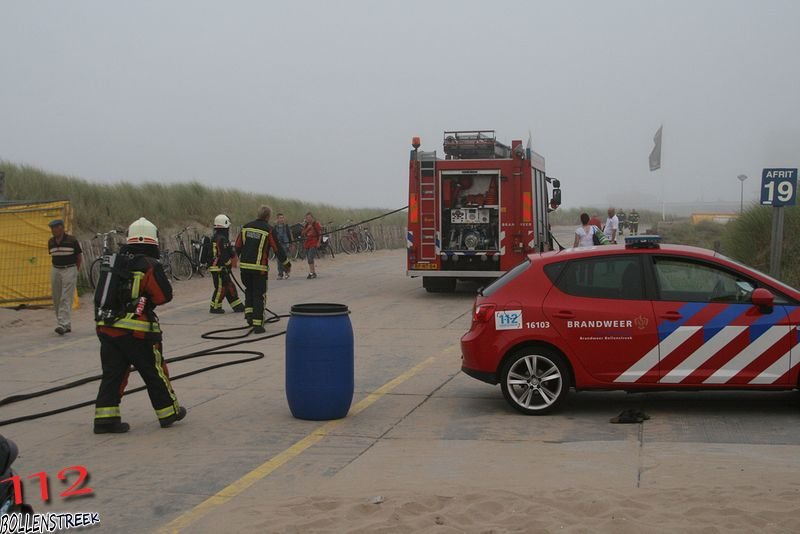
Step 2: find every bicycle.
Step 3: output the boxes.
[290,223,306,260]
[189,231,209,277]
[159,248,175,281]
[360,225,376,252]
[169,227,196,281]
[340,221,362,255]
[89,229,123,288]
[318,221,336,259]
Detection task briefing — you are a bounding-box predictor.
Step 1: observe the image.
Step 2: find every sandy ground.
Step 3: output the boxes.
[2,247,800,533]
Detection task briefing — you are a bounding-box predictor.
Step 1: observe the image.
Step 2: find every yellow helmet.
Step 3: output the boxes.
[127,217,159,245]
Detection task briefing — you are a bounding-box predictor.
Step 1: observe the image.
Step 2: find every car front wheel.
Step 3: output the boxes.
[500,348,569,415]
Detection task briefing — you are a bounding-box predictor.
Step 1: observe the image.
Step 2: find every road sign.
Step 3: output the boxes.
[760,168,798,207]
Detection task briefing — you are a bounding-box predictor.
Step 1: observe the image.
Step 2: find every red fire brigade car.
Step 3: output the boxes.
[461,236,800,414]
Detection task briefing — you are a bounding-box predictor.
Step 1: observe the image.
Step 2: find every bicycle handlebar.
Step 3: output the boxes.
[94,229,120,239]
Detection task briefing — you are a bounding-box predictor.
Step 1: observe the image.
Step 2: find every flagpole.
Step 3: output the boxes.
[660,122,665,221]
[649,124,665,221]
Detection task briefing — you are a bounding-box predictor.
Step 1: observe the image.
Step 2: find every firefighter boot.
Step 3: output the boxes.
[233,304,245,313]
[209,307,224,314]
[160,406,187,428]
[93,421,131,434]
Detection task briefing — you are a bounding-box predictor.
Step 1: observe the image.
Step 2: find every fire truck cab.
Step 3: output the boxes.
[407,130,562,292]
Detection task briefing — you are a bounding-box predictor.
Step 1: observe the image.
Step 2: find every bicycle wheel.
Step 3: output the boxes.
[159,253,173,280]
[365,233,376,252]
[169,251,193,281]
[341,235,356,255]
[89,258,103,289]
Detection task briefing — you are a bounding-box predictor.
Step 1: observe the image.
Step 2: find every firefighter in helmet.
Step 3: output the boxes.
[209,214,245,314]
[629,209,640,235]
[93,217,186,434]
[234,205,291,334]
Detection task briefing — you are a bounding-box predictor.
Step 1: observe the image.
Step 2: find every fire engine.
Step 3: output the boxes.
[406,130,562,292]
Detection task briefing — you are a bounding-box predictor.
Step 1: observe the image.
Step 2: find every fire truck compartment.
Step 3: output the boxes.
[440,172,500,261]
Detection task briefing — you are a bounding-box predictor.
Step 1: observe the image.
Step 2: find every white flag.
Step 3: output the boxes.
[649,125,662,171]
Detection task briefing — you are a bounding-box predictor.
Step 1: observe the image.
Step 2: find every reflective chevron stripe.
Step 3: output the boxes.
[659,326,747,384]
[704,326,793,384]
[615,326,700,383]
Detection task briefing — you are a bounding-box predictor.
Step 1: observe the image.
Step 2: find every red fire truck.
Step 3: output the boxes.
[407,130,562,292]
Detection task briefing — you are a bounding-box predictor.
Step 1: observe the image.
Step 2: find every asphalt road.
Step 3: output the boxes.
[2,248,800,532]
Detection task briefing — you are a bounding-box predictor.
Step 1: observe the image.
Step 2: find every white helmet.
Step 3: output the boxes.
[127,217,159,245]
[214,214,231,229]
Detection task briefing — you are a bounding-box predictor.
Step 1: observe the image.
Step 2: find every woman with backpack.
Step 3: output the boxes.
[573,213,610,248]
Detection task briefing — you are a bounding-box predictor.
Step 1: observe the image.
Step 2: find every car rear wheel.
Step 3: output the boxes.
[500,348,569,415]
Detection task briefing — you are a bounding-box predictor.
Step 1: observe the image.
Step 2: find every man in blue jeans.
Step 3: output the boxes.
[301,212,322,279]
[273,213,292,280]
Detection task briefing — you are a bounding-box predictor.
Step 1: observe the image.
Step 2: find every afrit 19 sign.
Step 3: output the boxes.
[760,168,797,207]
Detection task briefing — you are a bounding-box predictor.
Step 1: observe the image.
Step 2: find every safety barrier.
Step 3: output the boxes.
[0,200,74,308]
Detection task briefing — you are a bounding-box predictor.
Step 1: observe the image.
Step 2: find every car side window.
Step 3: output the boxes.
[652,257,755,303]
[555,256,644,300]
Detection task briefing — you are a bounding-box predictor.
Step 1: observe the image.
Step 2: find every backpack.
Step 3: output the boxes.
[591,226,611,246]
[94,253,134,325]
[199,235,213,265]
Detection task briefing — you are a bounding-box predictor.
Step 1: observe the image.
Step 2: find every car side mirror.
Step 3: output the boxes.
[751,288,774,314]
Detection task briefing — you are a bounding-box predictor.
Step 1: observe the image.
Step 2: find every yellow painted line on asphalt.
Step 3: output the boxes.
[23,300,208,357]
[161,345,455,534]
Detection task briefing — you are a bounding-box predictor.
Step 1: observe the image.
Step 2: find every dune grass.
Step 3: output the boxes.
[1,161,406,236]
[722,205,800,288]
[550,206,663,230]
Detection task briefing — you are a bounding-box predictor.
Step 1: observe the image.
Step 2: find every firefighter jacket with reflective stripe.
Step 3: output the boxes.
[97,254,172,340]
[234,219,289,272]
[209,231,234,272]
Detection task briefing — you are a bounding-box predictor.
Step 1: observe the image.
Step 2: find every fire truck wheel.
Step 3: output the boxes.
[500,347,569,415]
[423,277,456,293]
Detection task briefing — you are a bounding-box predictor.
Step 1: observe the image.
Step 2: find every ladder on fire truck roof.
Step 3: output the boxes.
[443,130,512,160]
[419,156,437,261]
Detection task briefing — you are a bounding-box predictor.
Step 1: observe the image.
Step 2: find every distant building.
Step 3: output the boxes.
[690,213,738,225]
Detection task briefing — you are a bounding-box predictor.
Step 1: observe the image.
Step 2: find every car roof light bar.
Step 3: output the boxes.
[625,235,662,249]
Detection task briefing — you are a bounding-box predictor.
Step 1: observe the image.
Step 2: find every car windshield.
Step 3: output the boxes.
[715,253,800,295]
[480,258,531,296]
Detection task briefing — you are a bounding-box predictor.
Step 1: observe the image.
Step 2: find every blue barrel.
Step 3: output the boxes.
[285,303,354,420]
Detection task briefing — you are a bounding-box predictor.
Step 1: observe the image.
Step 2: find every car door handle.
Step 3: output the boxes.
[660,311,682,321]
[553,311,575,319]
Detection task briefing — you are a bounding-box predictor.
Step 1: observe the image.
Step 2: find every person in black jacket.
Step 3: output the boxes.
[273,213,293,280]
[209,214,245,314]
[234,205,291,333]
[93,217,185,434]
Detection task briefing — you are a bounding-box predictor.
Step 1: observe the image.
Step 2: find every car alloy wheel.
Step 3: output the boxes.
[500,348,569,415]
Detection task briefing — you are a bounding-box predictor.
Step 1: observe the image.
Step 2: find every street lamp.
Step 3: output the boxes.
[737,174,748,214]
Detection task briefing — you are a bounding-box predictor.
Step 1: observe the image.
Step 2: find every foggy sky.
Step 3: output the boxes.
[2,0,799,211]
